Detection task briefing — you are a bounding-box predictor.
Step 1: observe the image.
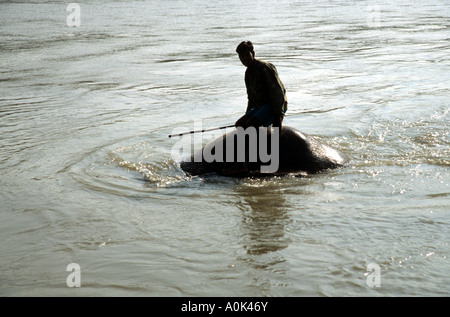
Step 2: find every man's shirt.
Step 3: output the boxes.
[245,59,287,116]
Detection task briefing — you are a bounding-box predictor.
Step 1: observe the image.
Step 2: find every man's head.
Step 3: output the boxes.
[236,41,255,67]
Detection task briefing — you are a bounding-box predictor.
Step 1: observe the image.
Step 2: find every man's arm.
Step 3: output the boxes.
[263,63,287,116]
[245,89,256,113]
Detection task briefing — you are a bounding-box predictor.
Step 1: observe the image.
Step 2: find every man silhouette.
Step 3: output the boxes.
[222,41,288,175]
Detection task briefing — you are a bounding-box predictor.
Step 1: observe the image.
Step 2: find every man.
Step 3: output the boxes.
[235,41,287,130]
[222,41,288,176]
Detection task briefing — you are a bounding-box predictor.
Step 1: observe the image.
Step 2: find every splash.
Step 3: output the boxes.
[116,158,188,188]
[345,109,449,168]
[109,141,189,188]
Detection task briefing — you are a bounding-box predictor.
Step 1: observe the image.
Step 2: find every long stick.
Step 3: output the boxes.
[168,106,343,138]
[168,124,235,138]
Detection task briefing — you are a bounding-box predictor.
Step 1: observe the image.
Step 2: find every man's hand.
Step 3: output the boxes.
[235,114,262,129]
[235,114,250,128]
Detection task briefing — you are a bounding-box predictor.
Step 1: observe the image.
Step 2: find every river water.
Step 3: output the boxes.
[0,0,448,296]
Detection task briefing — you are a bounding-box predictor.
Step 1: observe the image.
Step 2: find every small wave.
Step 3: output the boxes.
[67,134,193,199]
[345,109,449,168]
[286,106,344,117]
[115,157,188,188]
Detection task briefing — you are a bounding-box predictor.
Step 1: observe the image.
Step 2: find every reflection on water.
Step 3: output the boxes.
[235,179,291,256]
[231,178,293,295]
